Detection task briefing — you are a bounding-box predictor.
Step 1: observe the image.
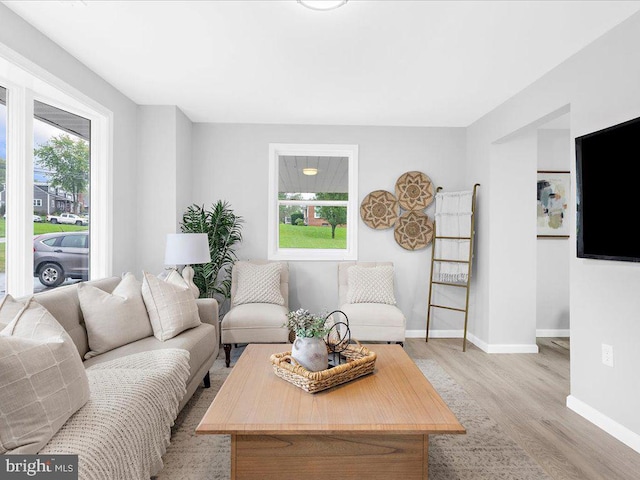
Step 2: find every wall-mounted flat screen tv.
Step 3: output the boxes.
[575,115,640,262]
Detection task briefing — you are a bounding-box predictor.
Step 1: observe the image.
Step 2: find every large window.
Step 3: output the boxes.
[268,144,358,261]
[0,85,6,295]
[0,51,111,298]
[33,101,90,292]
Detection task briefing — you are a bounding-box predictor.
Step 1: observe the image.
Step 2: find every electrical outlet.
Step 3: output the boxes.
[602,344,614,367]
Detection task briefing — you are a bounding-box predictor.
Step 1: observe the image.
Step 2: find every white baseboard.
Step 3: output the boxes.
[452,332,538,353]
[406,329,463,338]
[414,330,538,353]
[567,395,640,454]
[536,329,570,337]
[467,332,489,352]
[405,329,427,338]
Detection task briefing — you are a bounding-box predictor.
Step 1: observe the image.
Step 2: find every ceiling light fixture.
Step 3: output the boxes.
[303,168,318,176]
[297,1,348,12]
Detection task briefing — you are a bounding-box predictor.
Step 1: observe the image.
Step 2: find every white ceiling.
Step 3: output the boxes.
[4,0,640,127]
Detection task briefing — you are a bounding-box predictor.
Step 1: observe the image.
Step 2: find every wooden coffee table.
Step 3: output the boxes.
[196,344,465,480]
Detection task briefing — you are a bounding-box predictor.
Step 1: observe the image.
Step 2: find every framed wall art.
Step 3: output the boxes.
[537,170,570,238]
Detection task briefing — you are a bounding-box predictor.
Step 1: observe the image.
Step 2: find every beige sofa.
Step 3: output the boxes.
[29,275,220,411]
[0,275,220,478]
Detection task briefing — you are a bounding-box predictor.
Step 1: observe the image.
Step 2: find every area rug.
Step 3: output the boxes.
[155,354,551,480]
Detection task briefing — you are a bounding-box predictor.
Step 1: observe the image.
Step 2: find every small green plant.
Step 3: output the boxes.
[295,218,306,226]
[284,308,330,339]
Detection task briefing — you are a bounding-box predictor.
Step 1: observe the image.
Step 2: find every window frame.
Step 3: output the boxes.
[0,45,112,296]
[267,143,358,261]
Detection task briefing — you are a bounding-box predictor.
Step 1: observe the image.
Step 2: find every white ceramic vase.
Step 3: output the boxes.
[291,336,328,372]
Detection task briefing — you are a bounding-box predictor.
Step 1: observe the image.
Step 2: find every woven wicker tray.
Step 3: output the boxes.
[270,343,377,393]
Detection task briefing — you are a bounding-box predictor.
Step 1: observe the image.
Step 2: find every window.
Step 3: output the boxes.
[268,144,358,261]
[0,51,111,297]
[33,101,90,292]
[0,85,6,295]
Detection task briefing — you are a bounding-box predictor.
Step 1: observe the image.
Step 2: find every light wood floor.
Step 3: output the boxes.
[405,337,640,480]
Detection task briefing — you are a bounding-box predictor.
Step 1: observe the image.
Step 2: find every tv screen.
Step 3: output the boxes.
[576,115,640,262]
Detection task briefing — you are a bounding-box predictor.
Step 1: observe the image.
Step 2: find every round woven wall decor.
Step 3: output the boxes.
[360,190,399,230]
[394,210,434,250]
[395,171,434,211]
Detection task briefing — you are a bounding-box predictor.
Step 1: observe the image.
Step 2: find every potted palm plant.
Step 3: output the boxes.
[180,201,243,315]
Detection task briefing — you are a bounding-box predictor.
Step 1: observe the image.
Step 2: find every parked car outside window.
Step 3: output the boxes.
[33,231,89,287]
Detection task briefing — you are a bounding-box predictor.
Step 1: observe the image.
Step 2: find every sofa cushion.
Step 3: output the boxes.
[79,272,153,359]
[141,270,201,341]
[347,264,397,305]
[338,303,406,342]
[232,262,284,307]
[83,322,217,387]
[0,296,90,454]
[30,277,121,358]
[0,294,25,329]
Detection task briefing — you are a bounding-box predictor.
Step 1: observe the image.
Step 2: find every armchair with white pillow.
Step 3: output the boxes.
[338,261,406,345]
[221,260,290,366]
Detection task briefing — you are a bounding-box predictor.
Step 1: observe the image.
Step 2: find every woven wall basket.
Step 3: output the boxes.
[394,210,434,250]
[360,189,399,230]
[395,171,435,211]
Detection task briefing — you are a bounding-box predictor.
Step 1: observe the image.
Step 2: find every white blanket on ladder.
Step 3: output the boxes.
[434,190,474,283]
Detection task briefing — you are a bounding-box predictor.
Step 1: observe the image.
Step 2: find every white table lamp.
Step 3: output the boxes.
[164,233,211,298]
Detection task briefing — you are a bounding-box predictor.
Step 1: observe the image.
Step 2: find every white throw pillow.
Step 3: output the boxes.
[141,270,201,341]
[233,262,284,307]
[346,265,397,305]
[79,272,153,359]
[0,295,90,454]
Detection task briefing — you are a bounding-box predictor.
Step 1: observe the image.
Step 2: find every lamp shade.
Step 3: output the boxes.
[164,233,211,266]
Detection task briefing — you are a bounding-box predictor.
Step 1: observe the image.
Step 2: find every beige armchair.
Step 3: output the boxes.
[221,260,289,366]
[337,261,406,345]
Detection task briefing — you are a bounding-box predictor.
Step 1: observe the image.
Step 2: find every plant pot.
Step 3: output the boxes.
[291,336,328,372]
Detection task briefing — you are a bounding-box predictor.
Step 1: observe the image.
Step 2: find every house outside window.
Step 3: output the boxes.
[268,144,358,261]
[33,198,42,207]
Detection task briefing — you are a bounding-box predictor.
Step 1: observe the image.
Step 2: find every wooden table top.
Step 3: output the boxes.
[196,344,465,436]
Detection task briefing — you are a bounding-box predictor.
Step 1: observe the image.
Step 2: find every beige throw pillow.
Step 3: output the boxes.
[0,294,25,329]
[347,265,397,305]
[0,296,90,454]
[79,272,153,359]
[141,270,201,341]
[233,262,284,306]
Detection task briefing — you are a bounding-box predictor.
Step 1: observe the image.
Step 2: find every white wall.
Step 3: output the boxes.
[536,129,570,334]
[467,11,640,449]
[191,123,466,332]
[176,108,193,226]
[0,4,139,276]
[487,131,538,352]
[136,105,194,275]
[136,106,177,274]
